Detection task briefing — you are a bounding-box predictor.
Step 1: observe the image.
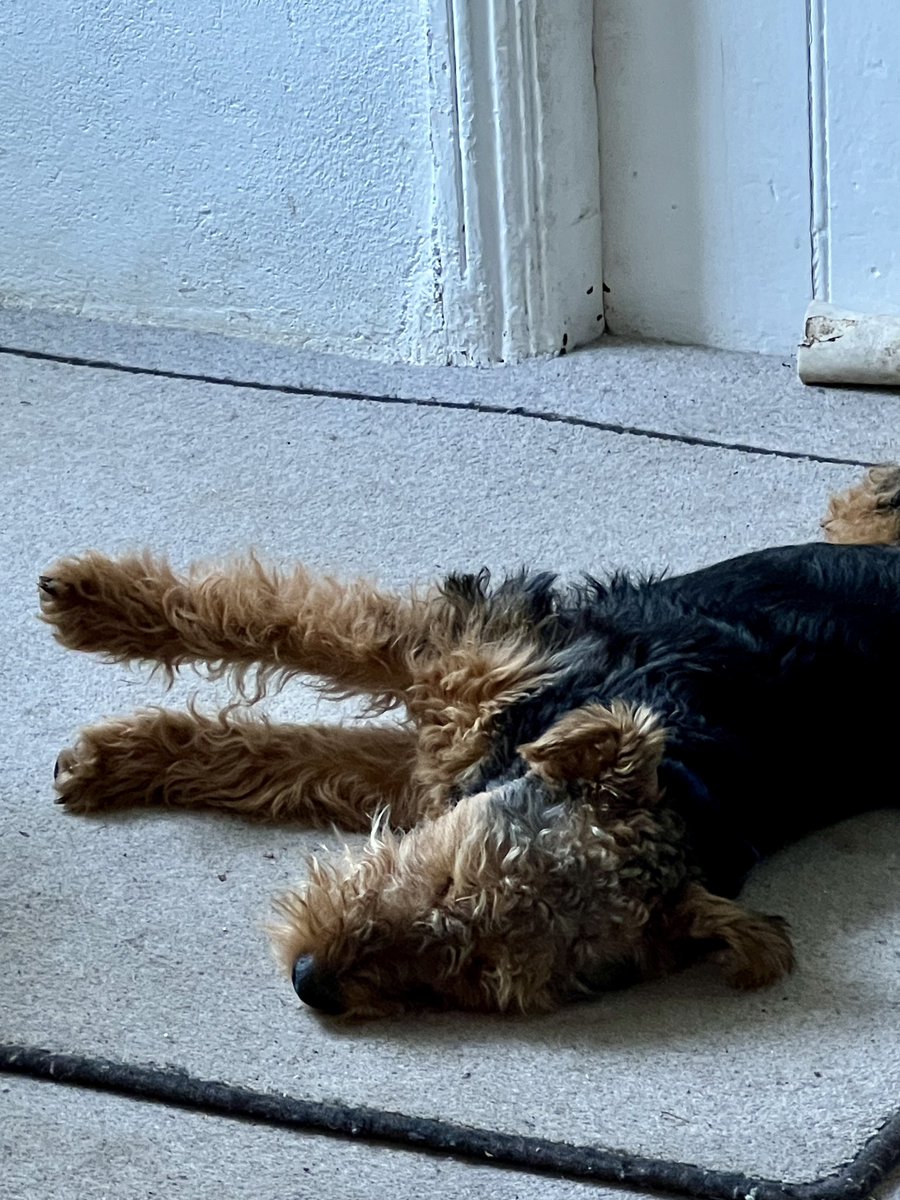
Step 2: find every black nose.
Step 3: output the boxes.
[291,954,345,1014]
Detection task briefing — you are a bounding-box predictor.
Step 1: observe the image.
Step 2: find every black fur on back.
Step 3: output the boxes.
[451,543,900,897]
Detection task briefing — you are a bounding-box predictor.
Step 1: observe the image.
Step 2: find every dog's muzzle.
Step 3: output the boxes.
[291,955,345,1015]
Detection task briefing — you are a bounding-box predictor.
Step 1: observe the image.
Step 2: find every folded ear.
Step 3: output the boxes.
[673,882,795,989]
[518,700,666,800]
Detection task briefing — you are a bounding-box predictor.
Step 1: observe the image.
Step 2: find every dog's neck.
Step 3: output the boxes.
[659,756,763,898]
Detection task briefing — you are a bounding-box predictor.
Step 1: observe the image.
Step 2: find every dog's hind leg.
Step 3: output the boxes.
[54,710,426,830]
[39,552,437,706]
[822,465,900,545]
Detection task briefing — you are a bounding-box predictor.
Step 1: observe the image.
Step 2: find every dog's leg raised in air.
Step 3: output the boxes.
[54,709,425,830]
[39,552,436,705]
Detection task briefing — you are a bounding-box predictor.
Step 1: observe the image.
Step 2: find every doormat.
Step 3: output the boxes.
[3,1044,898,1200]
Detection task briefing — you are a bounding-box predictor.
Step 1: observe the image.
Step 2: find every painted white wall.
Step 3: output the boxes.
[816,0,900,315]
[594,1,812,355]
[15,2,895,365]
[0,1,437,362]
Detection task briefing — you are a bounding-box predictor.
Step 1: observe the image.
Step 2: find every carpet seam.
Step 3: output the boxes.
[0,344,877,470]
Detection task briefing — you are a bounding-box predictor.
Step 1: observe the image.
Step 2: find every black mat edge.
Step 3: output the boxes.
[2,1044,898,1199]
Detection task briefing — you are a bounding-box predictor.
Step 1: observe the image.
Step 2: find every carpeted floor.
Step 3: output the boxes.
[2,312,899,1199]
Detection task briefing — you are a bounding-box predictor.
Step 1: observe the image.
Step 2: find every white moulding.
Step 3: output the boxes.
[798,301,900,386]
[420,0,604,366]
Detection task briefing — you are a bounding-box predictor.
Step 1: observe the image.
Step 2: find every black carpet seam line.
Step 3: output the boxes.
[3,1046,899,1200]
[0,343,878,470]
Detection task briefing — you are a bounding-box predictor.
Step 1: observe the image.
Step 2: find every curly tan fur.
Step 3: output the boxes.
[519,701,666,800]
[42,467,890,1018]
[822,465,900,545]
[39,551,439,706]
[670,883,795,989]
[269,788,689,1015]
[55,708,422,830]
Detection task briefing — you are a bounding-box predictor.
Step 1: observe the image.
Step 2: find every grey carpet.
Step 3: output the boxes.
[2,317,900,1198]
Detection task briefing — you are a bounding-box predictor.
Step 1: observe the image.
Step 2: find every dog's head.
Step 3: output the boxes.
[269,701,793,1017]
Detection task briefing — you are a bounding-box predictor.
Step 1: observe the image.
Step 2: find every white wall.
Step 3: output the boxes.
[594,1,812,355]
[16,3,892,365]
[0,1,437,361]
[816,0,900,315]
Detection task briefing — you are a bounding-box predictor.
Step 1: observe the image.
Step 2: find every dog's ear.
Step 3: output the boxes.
[673,882,795,989]
[518,700,666,800]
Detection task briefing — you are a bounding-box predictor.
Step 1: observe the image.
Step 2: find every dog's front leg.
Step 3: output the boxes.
[39,551,435,704]
[54,709,425,830]
[671,882,795,989]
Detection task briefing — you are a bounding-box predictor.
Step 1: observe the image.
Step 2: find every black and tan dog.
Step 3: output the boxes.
[39,466,900,1017]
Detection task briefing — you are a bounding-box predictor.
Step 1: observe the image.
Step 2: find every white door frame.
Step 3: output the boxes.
[422,0,604,366]
[799,0,900,384]
[429,0,900,383]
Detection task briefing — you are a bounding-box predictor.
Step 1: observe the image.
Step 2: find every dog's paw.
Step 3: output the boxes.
[39,551,176,659]
[53,720,158,814]
[39,554,119,650]
[39,553,109,604]
[39,574,69,600]
[717,913,795,990]
[53,739,113,814]
[675,883,795,990]
[39,561,86,620]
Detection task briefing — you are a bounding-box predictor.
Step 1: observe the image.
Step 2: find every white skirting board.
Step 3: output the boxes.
[797,301,900,386]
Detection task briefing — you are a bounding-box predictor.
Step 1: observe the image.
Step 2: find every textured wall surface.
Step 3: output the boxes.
[0,1,435,359]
